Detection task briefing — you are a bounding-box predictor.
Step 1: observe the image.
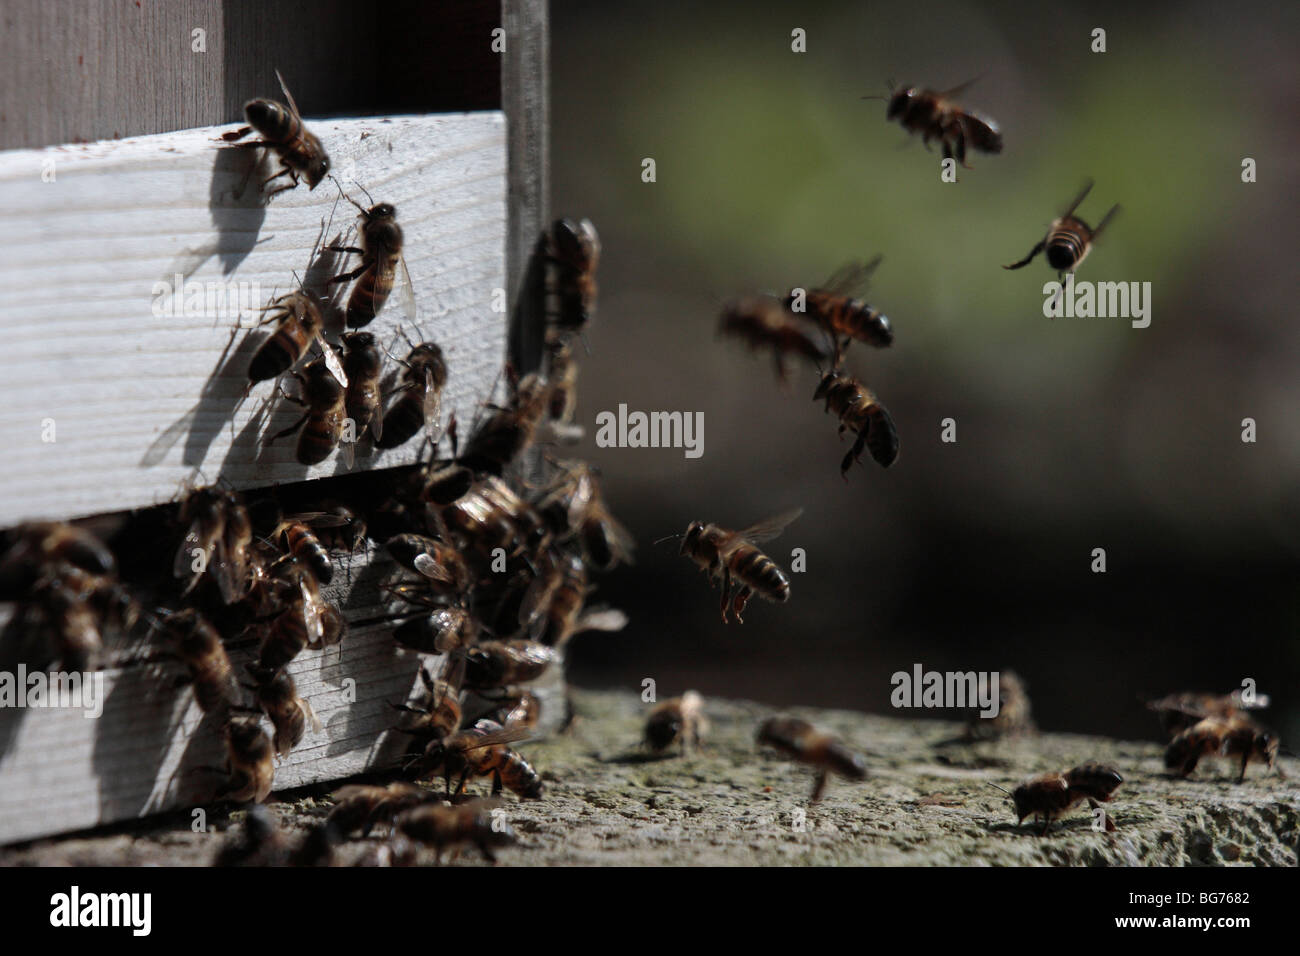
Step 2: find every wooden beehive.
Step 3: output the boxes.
[0,0,555,844]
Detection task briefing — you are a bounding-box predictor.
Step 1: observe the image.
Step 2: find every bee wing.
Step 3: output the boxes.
[298,574,326,648]
[1091,204,1120,242]
[518,574,558,635]
[412,551,457,585]
[1061,179,1095,220]
[369,396,384,443]
[301,698,323,735]
[320,343,349,390]
[735,508,804,546]
[461,726,532,752]
[575,607,629,634]
[421,379,443,446]
[821,256,883,296]
[937,76,982,100]
[296,512,351,529]
[173,521,211,581]
[211,531,246,605]
[275,68,302,119]
[598,512,637,566]
[391,252,418,324]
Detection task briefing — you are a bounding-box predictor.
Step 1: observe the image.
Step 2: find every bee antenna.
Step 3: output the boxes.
[652,533,681,546]
[351,180,376,207]
[987,783,1012,798]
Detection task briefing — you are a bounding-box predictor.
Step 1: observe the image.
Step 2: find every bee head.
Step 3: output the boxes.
[1011,784,1034,822]
[368,202,397,221]
[872,313,894,346]
[681,521,704,556]
[305,153,330,190]
[812,369,841,401]
[342,331,375,349]
[887,87,915,119]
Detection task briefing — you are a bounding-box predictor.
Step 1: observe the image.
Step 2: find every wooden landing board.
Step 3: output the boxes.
[0,111,508,526]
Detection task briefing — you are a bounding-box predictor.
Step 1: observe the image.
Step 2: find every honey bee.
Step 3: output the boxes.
[1165,715,1282,782]
[396,799,519,865]
[1004,179,1120,280]
[417,720,541,800]
[996,763,1123,836]
[393,604,478,655]
[220,70,330,197]
[256,560,330,670]
[458,371,552,475]
[173,486,255,604]
[676,509,801,623]
[269,358,349,466]
[875,79,1003,167]
[757,716,867,803]
[218,717,276,803]
[375,342,447,450]
[329,194,416,329]
[327,782,434,838]
[783,257,893,365]
[158,609,239,718]
[385,533,472,595]
[272,512,357,586]
[340,331,384,444]
[392,665,463,743]
[813,368,899,474]
[535,461,635,571]
[463,640,556,690]
[644,690,707,755]
[442,476,542,558]
[28,569,107,672]
[718,294,832,383]
[246,663,321,758]
[213,804,290,867]
[1146,690,1268,737]
[286,820,341,868]
[545,218,600,338]
[310,502,368,554]
[246,290,345,387]
[0,521,115,598]
[519,550,628,647]
[545,338,581,433]
[966,670,1035,741]
[489,687,542,731]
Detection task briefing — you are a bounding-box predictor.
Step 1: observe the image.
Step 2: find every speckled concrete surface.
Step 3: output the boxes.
[3,688,1297,866]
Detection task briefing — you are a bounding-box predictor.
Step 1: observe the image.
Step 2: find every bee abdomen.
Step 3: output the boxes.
[376,396,424,449]
[245,100,298,142]
[248,335,298,383]
[1046,229,1087,270]
[732,548,791,601]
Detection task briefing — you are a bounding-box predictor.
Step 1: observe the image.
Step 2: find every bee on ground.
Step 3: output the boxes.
[1164,714,1283,783]
[1004,179,1120,281]
[994,763,1123,836]
[220,69,330,197]
[644,690,707,756]
[396,798,519,865]
[757,716,867,803]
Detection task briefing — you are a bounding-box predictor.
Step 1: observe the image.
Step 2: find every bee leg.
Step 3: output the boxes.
[267,412,309,445]
[1003,240,1045,271]
[809,769,828,804]
[732,587,751,623]
[219,126,255,143]
[261,163,299,198]
[718,566,732,623]
[328,262,369,285]
[1040,817,1052,837]
[477,841,499,864]
[1238,753,1250,783]
[491,772,503,798]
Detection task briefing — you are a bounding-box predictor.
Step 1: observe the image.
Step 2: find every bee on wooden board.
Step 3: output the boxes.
[1004,179,1120,281]
[157,608,240,718]
[545,217,600,339]
[391,601,478,655]
[245,663,321,758]
[442,476,544,559]
[384,533,472,595]
[1164,714,1283,782]
[256,558,337,671]
[0,521,115,599]
[782,256,893,365]
[462,639,557,690]
[757,716,867,803]
[871,79,1003,167]
[392,665,464,744]
[268,357,350,467]
[375,340,447,451]
[644,690,707,756]
[271,511,358,586]
[1145,689,1269,737]
[813,368,899,474]
[328,189,416,329]
[396,798,519,865]
[992,763,1123,836]
[673,508,801,623]
[220,69,330,197]
[246,289,347,389]
[216,717,276,804]
[718,294,832,384]
[458,370,552,476]
[340,331,385,445]
[173,485,255,604]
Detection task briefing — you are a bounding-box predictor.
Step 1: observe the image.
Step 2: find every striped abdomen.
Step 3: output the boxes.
[809,292,893,348]
[298,400,346,465]
[259,608,309,671]
[284,523,331,584]
[345,259,396,327]
[376,388,427,449]
[474,746,543,798]
[1045,218,1092,272]
[249,321,312,382]
[726,544,791,602]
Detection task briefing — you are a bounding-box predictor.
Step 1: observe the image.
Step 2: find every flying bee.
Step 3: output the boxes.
[157,608,239,718]
[757,716,867,803]
[1165,714,1283,783]
[327,782,434,838]
[783,257,893,365]
[487,687,542,731]
[220,69,330,197]
[718,294,831,383]
[375,341,447,450]
[340,331,384,444]
[874,79,1003,167]
[217,717,276,803]
[173,486,255,604]
[246,663,321,758]
[1146,690,1269,737]
[813,368,899,474]
[385,533,471,592]
[269,358,349,466]
[246,289,345,387]
[458,371,552,475]
[535,461,635,571]
[675,508,802,623]
[463,640,556,690]
[329,192,416,329]
[644,690,707,756]
[1004,179,1120,281]
[994,763,1123,836]
[396,798,518,865]
[0,521,115,598]
[545,217,600,338]
[28,568,106,672]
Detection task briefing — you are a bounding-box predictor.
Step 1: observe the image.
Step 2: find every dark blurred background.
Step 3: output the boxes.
[547,0,1300,745]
